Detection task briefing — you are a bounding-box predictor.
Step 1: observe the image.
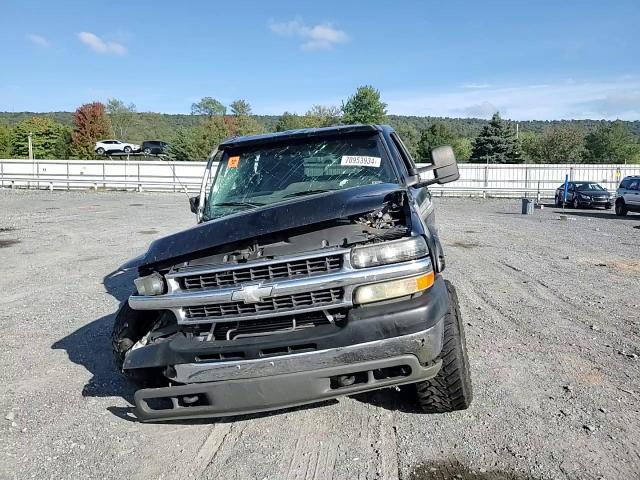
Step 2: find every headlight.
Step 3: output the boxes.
[354,272,435,304]
[134,272,165,296]
[579,193,590,199]
[351,237,428,269]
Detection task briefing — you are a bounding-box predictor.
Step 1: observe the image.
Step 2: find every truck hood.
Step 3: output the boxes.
[139,183,405,268]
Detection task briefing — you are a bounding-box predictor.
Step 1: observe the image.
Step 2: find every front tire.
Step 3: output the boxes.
[96,147,105,155]
[573,198,580,209]
[555,195,563,207]
[415,281,473,413]
[112,302,165,387]
[615,200,628,216]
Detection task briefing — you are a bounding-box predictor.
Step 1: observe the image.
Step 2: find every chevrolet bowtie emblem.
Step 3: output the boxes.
[231,284,274,304]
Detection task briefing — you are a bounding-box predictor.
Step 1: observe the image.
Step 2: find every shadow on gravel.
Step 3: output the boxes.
[52,260,344,423]
[351,385,423,413]
[553,210,638,221]
[51,265,139,405]
[410,459,539,480]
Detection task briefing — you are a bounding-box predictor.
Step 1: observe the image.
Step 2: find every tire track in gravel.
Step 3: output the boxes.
[173,423,233,480]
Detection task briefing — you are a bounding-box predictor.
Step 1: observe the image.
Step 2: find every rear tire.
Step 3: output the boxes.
[555,195,562,207]
[415,281,473,413]
[143,148,152,155]
[123,146,132,154]
[615,200,628,216]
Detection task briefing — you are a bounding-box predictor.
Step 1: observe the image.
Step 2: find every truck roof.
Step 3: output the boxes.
[219,124,394,149]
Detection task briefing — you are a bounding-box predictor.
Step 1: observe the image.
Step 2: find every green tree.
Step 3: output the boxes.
[454,137,472,162]
[416,122,471,162]
[106,98,136,140]
[585,121,640,164]
[71,102,113,159]
[189,116,231,159]
[342,85,387,124]
[10,117,71,159]
[305,105,342,127]
[191,97,226,116]
[168,128,199,161]
[469,113,522,163]
[227,100,264,136]
[394,123,420,159]
[417,122,457,161]
[522,126,586,163]
[229,99,252,116]
[276,112,312,131]
[0,124,12,157]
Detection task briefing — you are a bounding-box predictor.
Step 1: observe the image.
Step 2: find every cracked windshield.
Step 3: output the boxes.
[204,134,397,219]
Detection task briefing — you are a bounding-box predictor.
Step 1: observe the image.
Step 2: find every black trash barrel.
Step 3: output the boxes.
[521,198,534,215]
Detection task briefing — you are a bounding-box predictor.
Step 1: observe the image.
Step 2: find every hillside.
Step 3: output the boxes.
[1,112,638,143]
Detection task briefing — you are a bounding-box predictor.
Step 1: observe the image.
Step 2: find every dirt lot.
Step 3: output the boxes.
[1,189,639,480]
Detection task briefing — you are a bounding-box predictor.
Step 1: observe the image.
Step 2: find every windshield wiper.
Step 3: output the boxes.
[212,201,265,208]
[283,189,335,198]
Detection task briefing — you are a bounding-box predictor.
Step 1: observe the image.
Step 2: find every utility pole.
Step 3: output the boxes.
[516,123,519,140]
[28,132,33,160]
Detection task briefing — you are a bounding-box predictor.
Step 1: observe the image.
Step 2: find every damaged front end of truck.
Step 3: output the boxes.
[112,125,472,421]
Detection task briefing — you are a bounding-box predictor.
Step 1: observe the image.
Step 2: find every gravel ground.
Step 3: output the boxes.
[0,189,639,480]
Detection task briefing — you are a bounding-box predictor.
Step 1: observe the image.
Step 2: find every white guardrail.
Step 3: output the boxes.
[1,159,639,198]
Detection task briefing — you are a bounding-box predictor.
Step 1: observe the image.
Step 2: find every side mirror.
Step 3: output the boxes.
[406,145,460,187]
[429,145,460,185]
[189,195,200,214]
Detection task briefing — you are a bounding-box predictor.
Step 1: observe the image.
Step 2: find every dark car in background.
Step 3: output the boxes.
[555,181,613,209]
[141,140,169,155]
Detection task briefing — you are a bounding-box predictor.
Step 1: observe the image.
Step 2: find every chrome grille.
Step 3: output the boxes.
[180,254,343,290]
[183,288,343,320]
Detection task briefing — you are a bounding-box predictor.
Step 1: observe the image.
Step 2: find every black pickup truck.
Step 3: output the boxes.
[113,124,472,421]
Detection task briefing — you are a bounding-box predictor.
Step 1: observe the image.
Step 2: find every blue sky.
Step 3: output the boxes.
[2,0,639,120]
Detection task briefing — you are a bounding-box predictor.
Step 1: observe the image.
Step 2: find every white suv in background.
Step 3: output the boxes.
[95,140,140,155]
[615,176,640,216]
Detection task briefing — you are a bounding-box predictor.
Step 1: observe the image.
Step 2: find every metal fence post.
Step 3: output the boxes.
[483,165,488,198]
[66,162,70,191]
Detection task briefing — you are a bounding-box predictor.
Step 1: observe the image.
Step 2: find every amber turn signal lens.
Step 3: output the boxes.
[415,271,435,290]
[354,271,435,305]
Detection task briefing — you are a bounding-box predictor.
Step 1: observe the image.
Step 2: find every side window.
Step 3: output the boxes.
[389,133,414,176]
[619,179,630,189]
[629,180,640,191]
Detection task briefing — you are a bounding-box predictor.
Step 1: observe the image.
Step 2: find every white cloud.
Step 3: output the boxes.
[27,34,50,48]
[77,32,126,55]
[461,83,491,90]
[385,78,640,120]
[269,20,348,50]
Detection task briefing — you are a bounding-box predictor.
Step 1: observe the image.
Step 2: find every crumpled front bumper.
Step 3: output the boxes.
[134,323,443,422]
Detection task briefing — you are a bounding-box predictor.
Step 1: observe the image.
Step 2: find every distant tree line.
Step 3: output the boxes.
[1,85,639,163]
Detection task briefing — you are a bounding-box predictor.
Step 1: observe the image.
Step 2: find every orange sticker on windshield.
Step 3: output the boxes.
[228,156,240,168]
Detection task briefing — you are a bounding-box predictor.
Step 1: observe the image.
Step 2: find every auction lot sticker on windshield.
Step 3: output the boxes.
[341,155,381,167]
[228,156,240,168]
